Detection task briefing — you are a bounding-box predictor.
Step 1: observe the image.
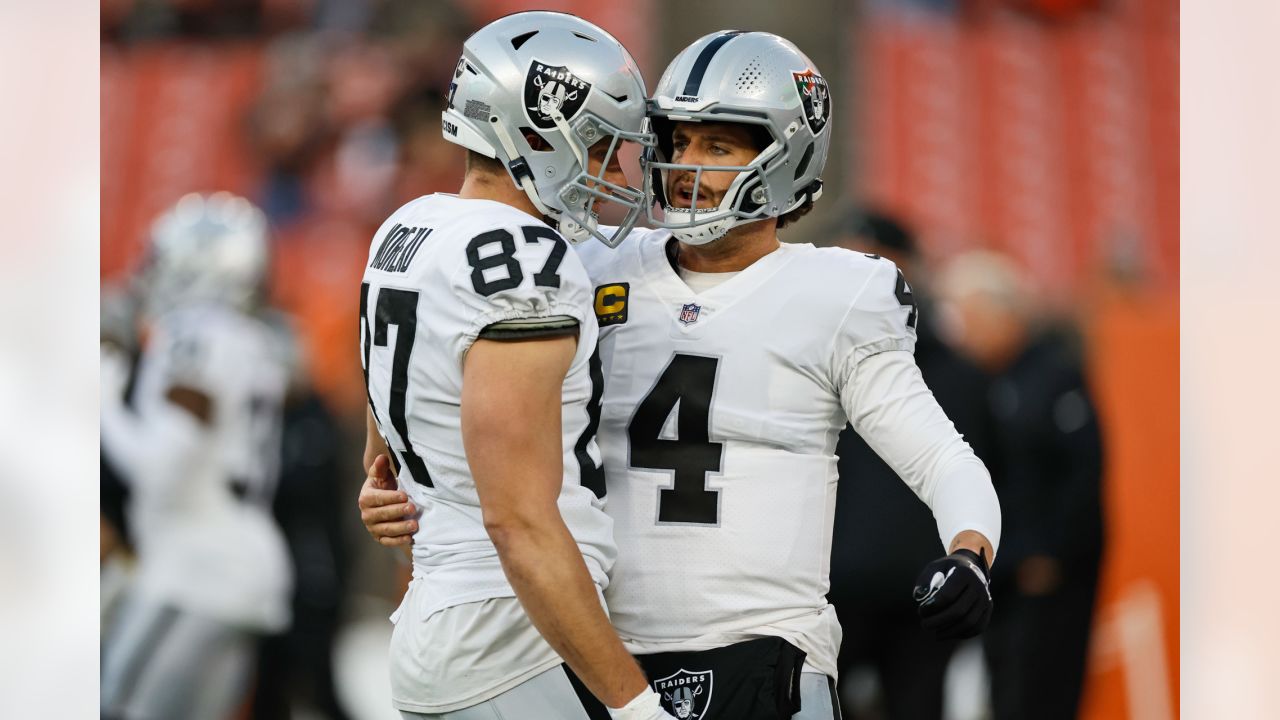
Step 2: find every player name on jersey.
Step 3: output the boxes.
[369,223,433,273]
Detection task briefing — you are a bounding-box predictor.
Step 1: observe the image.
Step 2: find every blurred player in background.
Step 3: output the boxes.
[357,12,673,720]
[826,211,996,719]
[100,192,295,720]
[937,251,1105,720]
[365,30,1003,720]
[251,331,354,720]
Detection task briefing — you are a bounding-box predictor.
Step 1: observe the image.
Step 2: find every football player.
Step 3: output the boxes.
[357,11,673,720]
[100,193,295,720]
[363,30,1002,720]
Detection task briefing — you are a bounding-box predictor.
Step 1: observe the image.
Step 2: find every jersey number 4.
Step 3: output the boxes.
[628,354,724,525]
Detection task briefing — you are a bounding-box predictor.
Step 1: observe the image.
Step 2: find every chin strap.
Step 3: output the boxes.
[548,109,596,243]
[490,112,596,243]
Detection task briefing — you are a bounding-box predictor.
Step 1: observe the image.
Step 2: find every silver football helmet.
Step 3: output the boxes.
[643,31,832,245]
[137,192,270,316]
[442,11,654,246]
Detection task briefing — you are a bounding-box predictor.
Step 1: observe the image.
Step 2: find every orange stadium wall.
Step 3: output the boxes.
[1078,292,1178,720]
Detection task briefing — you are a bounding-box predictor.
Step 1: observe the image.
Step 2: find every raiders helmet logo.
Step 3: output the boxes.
[524,61,592,130]
[793,69,831,134]
[654,669,713,719]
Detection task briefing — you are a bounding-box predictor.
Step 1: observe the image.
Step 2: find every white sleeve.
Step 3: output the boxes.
[100,344,210,499]
[840,349,1002,556]
[444,223,594,363]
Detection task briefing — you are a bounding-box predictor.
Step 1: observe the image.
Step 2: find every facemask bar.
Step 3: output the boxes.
[494,102,654,247]
[553,113,655,247]
[641,160,770,229]
[641,112,789,236]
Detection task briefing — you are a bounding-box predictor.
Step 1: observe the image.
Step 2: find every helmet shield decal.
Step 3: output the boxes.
[793,69,830,134]
[524,61,592,130]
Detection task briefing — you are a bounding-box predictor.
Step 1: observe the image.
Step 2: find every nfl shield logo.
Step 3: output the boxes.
[654,669,714,719]
[678,303,701,326]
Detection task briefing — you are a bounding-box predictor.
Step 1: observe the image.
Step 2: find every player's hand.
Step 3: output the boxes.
[607,686,677,720]
[358,454,418,547]
[913,548,992,640]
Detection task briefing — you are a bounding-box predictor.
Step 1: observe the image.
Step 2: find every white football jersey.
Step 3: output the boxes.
[123,303,293,631]
[578,228,921,677]
[360,194,616,620]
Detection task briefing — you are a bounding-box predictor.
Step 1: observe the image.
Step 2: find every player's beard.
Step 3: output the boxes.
[668,171,723,210]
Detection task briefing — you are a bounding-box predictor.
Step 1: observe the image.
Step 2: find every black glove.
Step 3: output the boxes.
[913,548,992,640]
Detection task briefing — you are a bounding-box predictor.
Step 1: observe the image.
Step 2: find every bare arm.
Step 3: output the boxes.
[463,335,649,710]
[949,529,994,563]
[363,407,390,474]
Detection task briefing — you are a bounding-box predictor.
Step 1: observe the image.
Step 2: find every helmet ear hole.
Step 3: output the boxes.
[520,127,555,152]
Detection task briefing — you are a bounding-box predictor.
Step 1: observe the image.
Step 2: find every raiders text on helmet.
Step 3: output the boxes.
[441,12,654,246]
[643,31,832,245]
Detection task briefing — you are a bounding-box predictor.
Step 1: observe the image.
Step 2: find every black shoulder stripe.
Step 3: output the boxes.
[478,316,580,342]
[682,31,745,97]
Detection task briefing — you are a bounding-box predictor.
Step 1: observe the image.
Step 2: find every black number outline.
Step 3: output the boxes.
[465,225,568,296]
[627,353,725,526]
[520,225,567,288]
[466,229,523,296]
[230,393,282,507]
[893,268,919,330]
[575,349,606,498]
[361,281,433,487]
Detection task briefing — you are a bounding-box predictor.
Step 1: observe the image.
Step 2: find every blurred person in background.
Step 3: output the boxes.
[100,193,295,720]
[936,250,1105,720]
[826,211,995,720]
[363,29,1002,720]
[357,12,674,720]
[251,325,353,720]
[100,283,141,590]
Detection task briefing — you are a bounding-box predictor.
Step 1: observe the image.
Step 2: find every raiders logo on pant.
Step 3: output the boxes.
[654,669,713,719]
